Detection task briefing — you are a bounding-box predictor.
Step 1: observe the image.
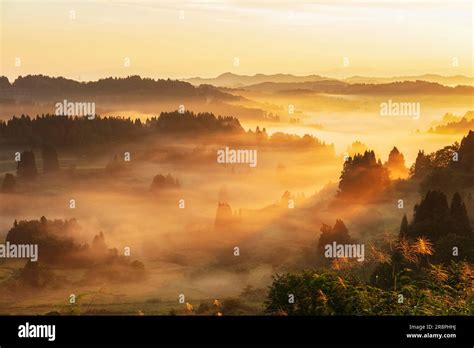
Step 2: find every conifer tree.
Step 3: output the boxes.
[410,190,451,241]
[399,214,409,238]
[411,150,432,179]
[450,192,472,236]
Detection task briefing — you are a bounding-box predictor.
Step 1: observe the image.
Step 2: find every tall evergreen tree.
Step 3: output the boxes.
[411,150,432,179]
[385,147,408,179]
[450,192,472,236]
[386,147,404,166]
[317,219,352,256]
[399,214,409,238]
[457,130,474,171]
[338,150,390,201]
[332,219,351,241]
[410,190,451,241]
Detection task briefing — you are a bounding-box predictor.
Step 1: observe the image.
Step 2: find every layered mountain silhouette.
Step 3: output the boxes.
[237,80,472,95]
[343,74,474,86]
[185,72,334,88]
[1,74,472,104]
[429,111,474,134]
[184,72,473,88]
[0,75,239,101]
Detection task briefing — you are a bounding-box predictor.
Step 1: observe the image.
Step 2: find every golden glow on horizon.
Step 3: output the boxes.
[1,0,473,81]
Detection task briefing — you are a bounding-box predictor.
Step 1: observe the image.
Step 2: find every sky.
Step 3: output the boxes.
[0,0,473,82]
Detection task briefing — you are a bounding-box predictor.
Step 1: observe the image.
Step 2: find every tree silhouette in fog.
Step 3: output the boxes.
[0,112,243,148]
[384,146,408,179]
[450,192,472,237]
[458,130,474,170]
[338,150,390,201]
[411,131,474,196]
[410,150,432,179]
[399,214,409,239]
[16,150,38,179]
[150,174,180,192]
[398,190,473,262]
[317,220,352,265]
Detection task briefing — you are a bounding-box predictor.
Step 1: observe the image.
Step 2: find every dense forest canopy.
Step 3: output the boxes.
[0,112,243,146]
[0,75,238,100]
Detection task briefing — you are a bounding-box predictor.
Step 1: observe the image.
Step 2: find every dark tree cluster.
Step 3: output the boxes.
[429,112,474,134]
[384,146,409,179]
[150,174,180,192]
[316,219,353,266]
[6,217,86,264]
[317,220,352,252]
[4,217,144,271]
[152,111,243,134]
[411,143,459,180]
[0,114,143,147]
[411,131,474,196]
[410,150,433,179]
[370,190,473,291]
[1,75,236,100]
[401,191,472,240]
[265,131,331,150]
[457,130,474,171]
[337,150,390,201]
[0,112,244,147]
[16,150,38,178]
[1,144,61,191]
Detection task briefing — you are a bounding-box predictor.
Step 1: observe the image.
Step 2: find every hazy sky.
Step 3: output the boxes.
[1,0,472,81]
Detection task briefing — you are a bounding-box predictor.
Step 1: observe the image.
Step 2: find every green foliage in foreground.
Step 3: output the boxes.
[265,264,473,316]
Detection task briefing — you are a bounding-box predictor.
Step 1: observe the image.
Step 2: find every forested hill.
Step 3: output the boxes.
[0,75,238,100]
[0,111,244,146]
[0,111,335,155]
[241,80,473,95]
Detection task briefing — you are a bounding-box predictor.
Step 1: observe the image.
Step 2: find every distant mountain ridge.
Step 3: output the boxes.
[185,72,474,88]
[0,74,238,101]
[240,80,473,95]
[1,74,472,104]
[185,72,334,88]
[344,74,474,86]
[429,111,474,134]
